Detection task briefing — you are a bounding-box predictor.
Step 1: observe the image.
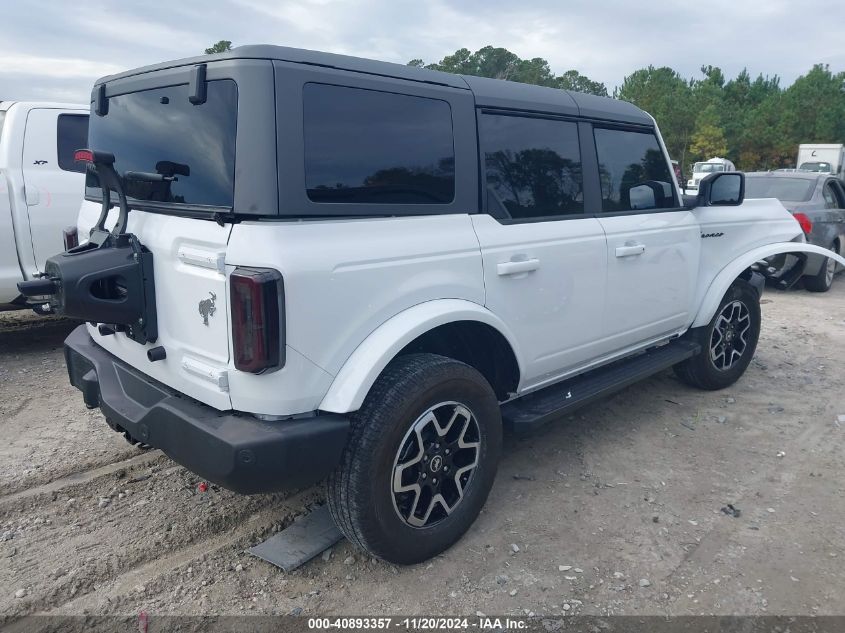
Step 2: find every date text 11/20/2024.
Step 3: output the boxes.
[307,617,528,630]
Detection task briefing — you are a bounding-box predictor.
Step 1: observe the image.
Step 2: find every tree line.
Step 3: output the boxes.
[203,41,845,175]
[410,46,845,175]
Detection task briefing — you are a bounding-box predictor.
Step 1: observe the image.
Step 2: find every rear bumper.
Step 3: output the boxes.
[63,325,349,494]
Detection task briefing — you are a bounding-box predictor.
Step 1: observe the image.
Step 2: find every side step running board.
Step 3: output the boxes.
[501,340,700,434]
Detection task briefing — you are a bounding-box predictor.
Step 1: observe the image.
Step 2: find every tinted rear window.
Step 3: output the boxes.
[594,128,677,212]
[745,177,815,202]
[86,80,238,209]
[303,83,455,204]
[57,114,89,173]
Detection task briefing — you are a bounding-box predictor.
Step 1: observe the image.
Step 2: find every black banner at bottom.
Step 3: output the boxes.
[3,615,845,633]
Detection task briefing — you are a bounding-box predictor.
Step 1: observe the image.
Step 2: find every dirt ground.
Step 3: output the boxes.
[2,282,844,621]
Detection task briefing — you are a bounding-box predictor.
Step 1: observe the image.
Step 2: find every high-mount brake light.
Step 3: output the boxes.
[793,212,813,235]
[74,149,94,163]
[230,267,285,374]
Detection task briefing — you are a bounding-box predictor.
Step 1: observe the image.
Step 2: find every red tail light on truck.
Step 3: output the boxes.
[230,267,285,373]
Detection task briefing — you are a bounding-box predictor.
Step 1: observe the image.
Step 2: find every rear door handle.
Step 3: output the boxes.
[497,258,540,276]
[615,243,646,258]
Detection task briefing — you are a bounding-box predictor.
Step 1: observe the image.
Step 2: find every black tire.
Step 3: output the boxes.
[673,280,761,390]
[326,353,502,565]
[804,244,837,293]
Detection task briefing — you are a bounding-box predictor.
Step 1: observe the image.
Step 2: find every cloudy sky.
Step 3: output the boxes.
[2,0,844,104]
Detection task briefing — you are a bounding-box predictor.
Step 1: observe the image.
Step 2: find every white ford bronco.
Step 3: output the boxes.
[19,46,845,565]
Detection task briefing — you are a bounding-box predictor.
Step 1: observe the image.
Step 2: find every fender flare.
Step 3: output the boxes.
[318,299,524,414]
[692,242,845,328]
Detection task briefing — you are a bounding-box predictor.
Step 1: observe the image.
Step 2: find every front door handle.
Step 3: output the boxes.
[615,243,646,258]
[497,258,540,276]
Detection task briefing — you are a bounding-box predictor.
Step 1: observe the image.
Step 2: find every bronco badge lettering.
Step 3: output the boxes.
[198,292,217,326]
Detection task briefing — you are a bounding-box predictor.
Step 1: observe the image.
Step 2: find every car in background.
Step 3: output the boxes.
[745,171,845,292]
[799,161,833,173]
[671,159,683,190]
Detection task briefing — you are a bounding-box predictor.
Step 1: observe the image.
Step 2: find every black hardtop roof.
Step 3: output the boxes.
[95,44,651,125]
[461,75,650,124]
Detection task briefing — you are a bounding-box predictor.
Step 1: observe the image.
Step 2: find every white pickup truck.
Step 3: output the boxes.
[0,101,88,311]
[20,46,845,565]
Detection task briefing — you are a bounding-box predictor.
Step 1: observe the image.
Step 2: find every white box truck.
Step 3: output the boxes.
[797,144,845,179]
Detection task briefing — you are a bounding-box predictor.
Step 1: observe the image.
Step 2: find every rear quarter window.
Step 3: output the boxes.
[303,83,455,205]
[57,114,89,173]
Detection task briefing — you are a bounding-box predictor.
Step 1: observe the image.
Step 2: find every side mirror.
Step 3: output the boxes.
[698,171,744,206]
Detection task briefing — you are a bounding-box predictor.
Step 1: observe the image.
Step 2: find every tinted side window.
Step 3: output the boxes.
[303,84,455,205]
[831,180,845,208]
[822,182,839,209]
[481,114,583,220]
[57,114,89,173]
[594,128,677,212]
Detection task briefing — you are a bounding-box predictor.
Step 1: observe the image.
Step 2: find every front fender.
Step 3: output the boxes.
[318,299,524,414]
[692,242,845,328]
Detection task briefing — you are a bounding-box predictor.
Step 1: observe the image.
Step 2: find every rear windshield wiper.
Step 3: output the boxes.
[123,171,176,183]
[124,160,190,183]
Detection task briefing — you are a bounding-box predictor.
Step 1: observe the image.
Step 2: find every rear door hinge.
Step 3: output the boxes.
[182,357,229,392]
[177,246,226,275]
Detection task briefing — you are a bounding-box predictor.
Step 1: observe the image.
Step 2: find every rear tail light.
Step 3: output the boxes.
[63,226,79,251]
[230,267,285,373]
[793,212,813,235]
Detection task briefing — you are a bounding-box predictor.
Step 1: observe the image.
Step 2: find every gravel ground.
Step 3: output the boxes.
[1,283,844,620]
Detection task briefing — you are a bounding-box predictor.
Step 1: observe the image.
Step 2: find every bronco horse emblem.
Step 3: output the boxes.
[198,292,217,326]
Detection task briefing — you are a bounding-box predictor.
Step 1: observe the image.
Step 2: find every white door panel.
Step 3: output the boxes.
[471,214,607,387]
[21,108,87,272]
[597,210,700,351]
[0,172,23,302]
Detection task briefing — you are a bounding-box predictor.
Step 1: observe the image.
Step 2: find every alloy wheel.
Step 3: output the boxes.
[391,402,481,528]
[709,300,751,371]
